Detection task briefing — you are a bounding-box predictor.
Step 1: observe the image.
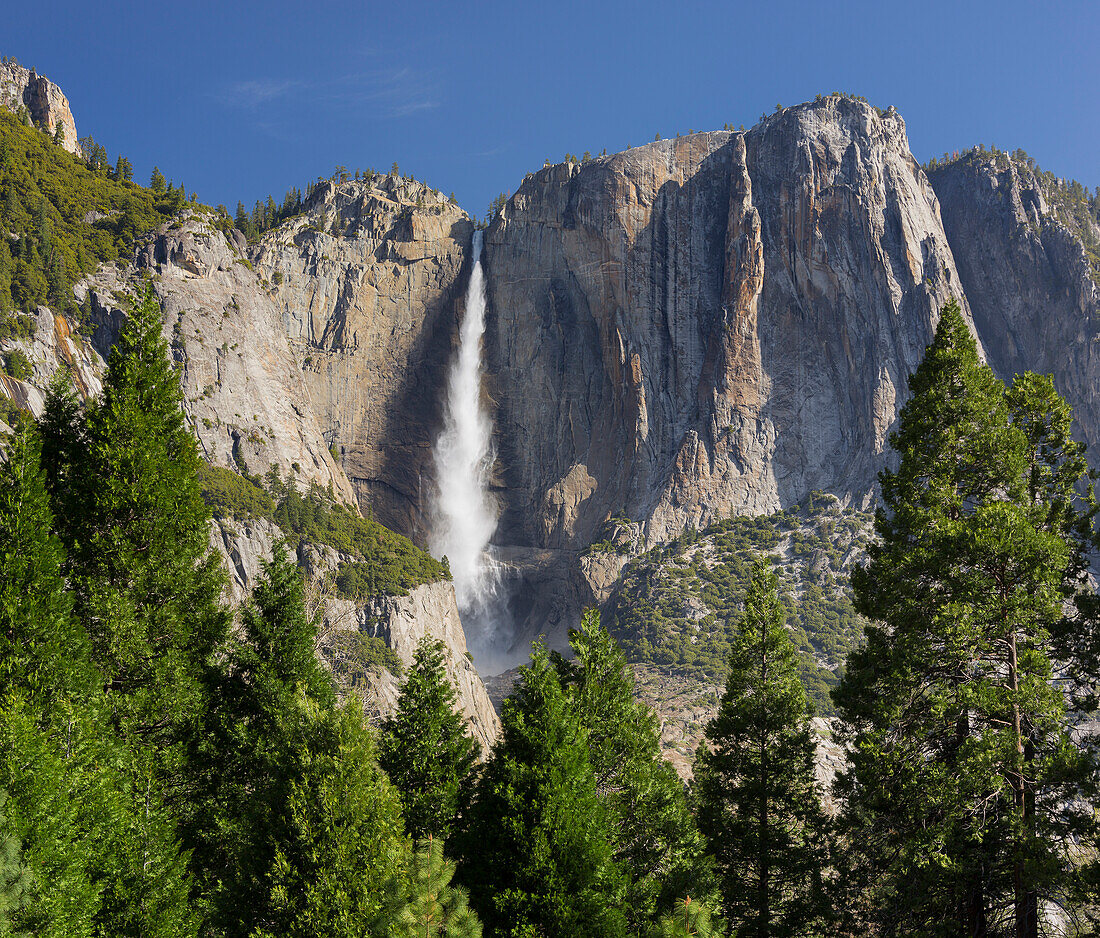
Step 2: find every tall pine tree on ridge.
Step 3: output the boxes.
[834,299,1100,937]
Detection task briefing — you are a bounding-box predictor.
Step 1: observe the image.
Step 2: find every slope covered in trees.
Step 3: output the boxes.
[198,460,450,599]
[0,107,204,318]
[605,498,873,714]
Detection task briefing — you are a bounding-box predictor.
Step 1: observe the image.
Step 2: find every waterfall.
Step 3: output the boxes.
[430,229,501,630]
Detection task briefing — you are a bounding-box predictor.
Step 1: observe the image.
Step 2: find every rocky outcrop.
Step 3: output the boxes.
[484,97,968,555]
[0,61,78,153]
[210,516,499,751]
[82,210,356,503]
[252,176,473,537]
[362,582,501,752]
[928,155,1100,449]
[0,306,104,417]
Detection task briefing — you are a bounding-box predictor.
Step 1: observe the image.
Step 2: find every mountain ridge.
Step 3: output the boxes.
[2,63,1099,686]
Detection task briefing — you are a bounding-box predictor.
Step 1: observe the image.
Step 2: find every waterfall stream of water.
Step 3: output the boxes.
[430,230,501,648]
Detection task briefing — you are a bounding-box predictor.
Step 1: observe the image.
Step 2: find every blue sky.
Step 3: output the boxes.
[9,0,1098,217]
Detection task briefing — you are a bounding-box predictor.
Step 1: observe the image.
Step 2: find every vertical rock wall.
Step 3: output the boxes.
[929,155,1100,450]
[484,98,969,552]
[0,61,79,153]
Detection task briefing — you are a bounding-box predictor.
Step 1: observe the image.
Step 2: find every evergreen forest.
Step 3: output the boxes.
[0,283,1097,936]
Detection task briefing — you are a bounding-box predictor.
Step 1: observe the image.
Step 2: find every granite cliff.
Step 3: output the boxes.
[0,59,79,153]
[211,515,500,751]
[80,210,356,503]
[484,97,967,558]
[251,175,473,537]
[928,152,1100,449]
[5,63,1100,708]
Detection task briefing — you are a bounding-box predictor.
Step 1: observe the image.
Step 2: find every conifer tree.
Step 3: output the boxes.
[834,300,1100,937]
[0,793,30,937]
[456,644,628,938]
[554,611,715,928]
[196,545,408,937]
[694,560,829,938]
[380,838,482,937]
[265,700,408,938]
[39,284,230,794]
[194,544,336,933]
[0,428,196,937]
[646,897,718,938]
[380,638,479,841]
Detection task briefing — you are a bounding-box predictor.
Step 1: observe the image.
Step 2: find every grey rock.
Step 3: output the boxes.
[484,97,969,559]
[252,175,473,537]
[0,61,79,153]
[209,516,499,751]
[929,155,1100,449]
[85,210,356,502]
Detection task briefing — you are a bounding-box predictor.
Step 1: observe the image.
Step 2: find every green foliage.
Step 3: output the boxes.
[694,561,830,938]
[197,461,449,598]
[607,496,872,714]
[554,611,716,929]
[0,396,30,432]
[380,639,479,841]
[39,285,231,781]
[265,700,408,938]
[232,169,361,242]
[0,427,197,937]
[270,479,450,595]
[0,109,186,314]
[456,644,628,937]
[834,300,1100,935]
[1,350,30,381]
[325,632,405,688]
[197,461,275,519]
[380,838,483,938]
[193,545,345,934]
[646,898,718,938]
[0,792,31,937]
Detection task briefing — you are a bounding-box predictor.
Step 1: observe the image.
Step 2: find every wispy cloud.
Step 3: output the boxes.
[226,79,303,108]
[218,69,440,120]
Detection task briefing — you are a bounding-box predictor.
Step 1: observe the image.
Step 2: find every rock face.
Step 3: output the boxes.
[252,175,473,537]
[363,582,501,752]
[82,210,356,503]
[0,306,105,417]
[928,155,1100,450]
[0,61,79,153]
[484,98,968,555]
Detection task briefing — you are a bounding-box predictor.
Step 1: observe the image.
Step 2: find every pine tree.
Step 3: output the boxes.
[646,897,718,938]
[694,560,829,938]
[380,838,482,937]
[0,428,94,707]
[39,284,231,788]
[834,300,1100,936]
[554,611,715,929]
[265,700,408,938]
[194,544,335,934]
[0,792,31,937]
[379,638,479,841]
[0,428,197,937]
[456,644,628,938]
[195,546,410,937]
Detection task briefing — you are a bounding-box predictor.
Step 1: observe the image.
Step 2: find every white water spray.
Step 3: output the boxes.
[430,230,501,618]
